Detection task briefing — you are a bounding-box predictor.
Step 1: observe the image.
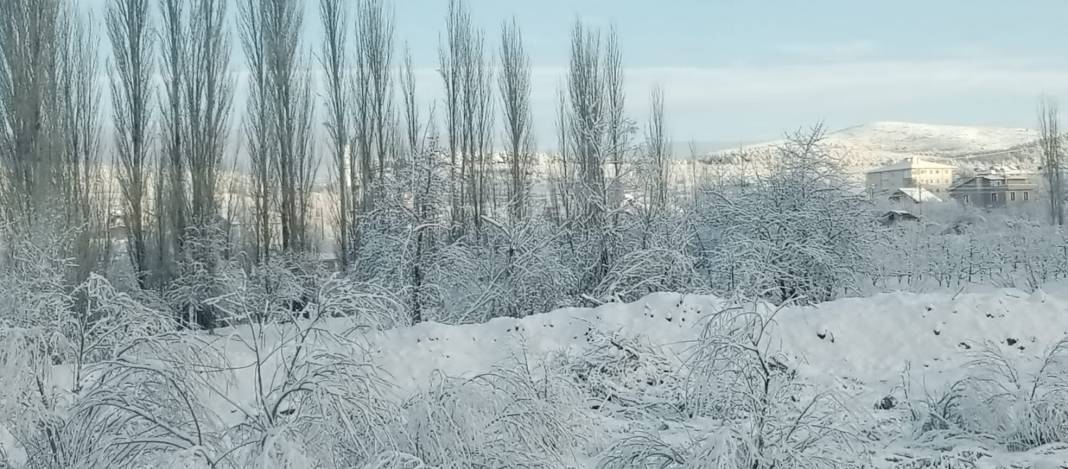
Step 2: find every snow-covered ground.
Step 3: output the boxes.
[188,286,1068,468]
[9,277,1068,467]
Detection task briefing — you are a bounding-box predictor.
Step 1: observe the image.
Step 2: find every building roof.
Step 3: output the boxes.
[949,173,1037,191]
[891,187,942,203]
[867,157,956,174]
[883,209,919,218]
[877,210,920,225]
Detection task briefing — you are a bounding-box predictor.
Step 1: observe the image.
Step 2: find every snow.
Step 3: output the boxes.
[894,187,942,203]
[13,283,1067,466]
[0,424,26,466]
[191,287,1068,466]
[313,287,1067,403]
[709,121,1041,176]
[829,121,1037,157]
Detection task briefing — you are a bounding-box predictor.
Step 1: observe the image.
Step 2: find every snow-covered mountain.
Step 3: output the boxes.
[707,121,1043,176]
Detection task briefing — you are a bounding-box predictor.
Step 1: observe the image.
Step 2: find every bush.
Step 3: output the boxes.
[697,125,876,304]
[552,327,684,420]
[402,354,589,468]
[680,301,863,468]
[957,338,1068,451]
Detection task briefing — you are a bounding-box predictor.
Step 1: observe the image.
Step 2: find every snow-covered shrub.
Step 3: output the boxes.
[903,377,968,442]
[0,242,74,461]
[62,334,225,468]
[952,338,1068,451]
[210,253,409,330]
[429,217,578,323]
[482,217,579,318]
[595,432,687,469]
[681,302,863,468]
[313,277,409,329]
[424,242,498,323]
[167,220,234,329]
[65,274,176,387]
[552,327,685,420]
[0,234,77,329]
[867,204,1068,293]
[402,354,590,468]
[35,279,227,469]
[697,125,877,304]
[592,248,701,304]
[597,427,761,469]
[0,326,67,468]
[0,239,179,468]
[218,294,401,468]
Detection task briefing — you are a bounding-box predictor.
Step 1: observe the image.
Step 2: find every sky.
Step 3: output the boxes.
[79,0,1068,150]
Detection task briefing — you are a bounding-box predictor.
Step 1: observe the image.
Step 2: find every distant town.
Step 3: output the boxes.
[866,157,1039,209]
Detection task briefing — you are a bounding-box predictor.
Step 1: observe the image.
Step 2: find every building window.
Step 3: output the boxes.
[1010,192,1016,201]
[1024,192,1030,201]
[991,193,998,203]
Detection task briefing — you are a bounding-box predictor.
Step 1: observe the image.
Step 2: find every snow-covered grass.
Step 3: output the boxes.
[7,284,1068,467]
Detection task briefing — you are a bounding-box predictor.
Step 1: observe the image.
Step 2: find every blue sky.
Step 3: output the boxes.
[79,0,1068,148]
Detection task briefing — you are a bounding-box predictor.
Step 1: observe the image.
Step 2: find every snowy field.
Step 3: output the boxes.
[8,284,1068,468]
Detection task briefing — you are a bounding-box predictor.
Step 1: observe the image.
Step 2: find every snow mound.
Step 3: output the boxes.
[199,287,1068,467]
[364,292,717,395]
[334,288,1068,401]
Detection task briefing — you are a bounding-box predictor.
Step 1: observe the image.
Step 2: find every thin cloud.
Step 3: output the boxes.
[775,40,878,61]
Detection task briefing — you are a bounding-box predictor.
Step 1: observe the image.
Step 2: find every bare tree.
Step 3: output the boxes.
[238,0,274,265]
[320,0,351,267]
[170,0,233,327]
[565,21,616,291]
[399,46,443,323]
[1,0,108,288]
[59,15,108,283]
[688,139,701,203]
[628,86,671,252]
[567,21,607,229]
[499,18,532,222]
[1039,97,1063,226]
[644,86,670,214]
[291,78,319,254]
[243,0,316,253]
[158,0,187,277]
[438,0,493,239]
[463,27,493,239]
[605,26,628,207]
[185,0,232,231]
[550,86,572,224]
[0,0,64,233]
[353,0,395,223]
[107,0,155,289]
[439,0,467,236]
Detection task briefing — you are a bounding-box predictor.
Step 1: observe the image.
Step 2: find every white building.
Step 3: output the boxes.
[865,157,956,196]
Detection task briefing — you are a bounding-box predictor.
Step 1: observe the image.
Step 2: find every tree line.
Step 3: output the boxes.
[1,0,876,328]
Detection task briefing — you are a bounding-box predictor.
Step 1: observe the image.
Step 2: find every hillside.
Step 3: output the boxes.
[706,122,1043,177]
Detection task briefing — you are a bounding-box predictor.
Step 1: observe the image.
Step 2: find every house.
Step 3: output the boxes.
[948,171,1037,209]
[865,158,956,196]
[889,187,942,204]
[877,210,920,226]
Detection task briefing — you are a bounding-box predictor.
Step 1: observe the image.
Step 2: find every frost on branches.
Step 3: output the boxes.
[699,124,876,304]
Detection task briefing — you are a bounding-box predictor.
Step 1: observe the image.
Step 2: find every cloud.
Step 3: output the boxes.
[775,40,878,61]
[517,56,1068,143]
[212,53,1068,149]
